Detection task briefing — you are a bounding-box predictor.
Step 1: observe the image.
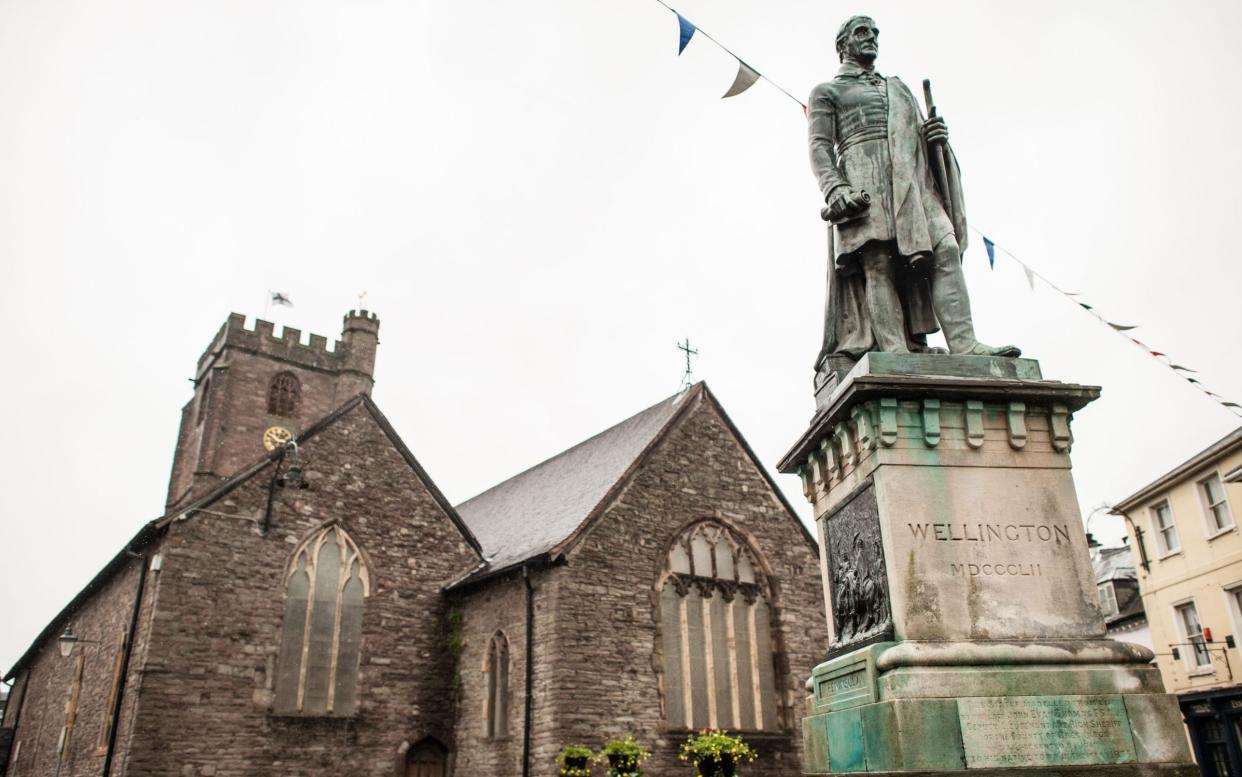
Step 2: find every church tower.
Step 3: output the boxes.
[165,310,380,509]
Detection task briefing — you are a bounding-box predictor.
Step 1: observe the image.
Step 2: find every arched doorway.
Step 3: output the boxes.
[406,737,448,777]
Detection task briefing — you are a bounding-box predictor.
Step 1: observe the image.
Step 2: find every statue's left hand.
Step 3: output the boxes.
[922,115,948,145]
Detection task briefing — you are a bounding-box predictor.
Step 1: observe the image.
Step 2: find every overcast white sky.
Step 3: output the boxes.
[2,0,1240,670]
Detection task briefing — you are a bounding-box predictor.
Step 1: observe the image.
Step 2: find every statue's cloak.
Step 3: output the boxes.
[817,76,968,364]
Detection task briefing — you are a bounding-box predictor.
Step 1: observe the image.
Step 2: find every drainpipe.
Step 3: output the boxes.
[102,550,151,777]
[522,565,535,777]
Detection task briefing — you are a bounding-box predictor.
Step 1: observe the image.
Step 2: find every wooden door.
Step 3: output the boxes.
[406,739,447,777]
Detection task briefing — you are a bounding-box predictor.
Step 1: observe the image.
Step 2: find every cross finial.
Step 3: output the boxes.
[677,338,699,391]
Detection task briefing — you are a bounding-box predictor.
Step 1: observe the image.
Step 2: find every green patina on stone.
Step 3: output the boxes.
[809,643,891,713]
[803,714,831,774]
[958,695,1137,768]
[826,706,866,773]
[860,702,900,771]
[888,698,965,771]
[855,352,1043,382]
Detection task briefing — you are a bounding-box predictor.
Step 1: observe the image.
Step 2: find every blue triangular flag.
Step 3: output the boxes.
[982,236,996,269]
[677,14,696,55]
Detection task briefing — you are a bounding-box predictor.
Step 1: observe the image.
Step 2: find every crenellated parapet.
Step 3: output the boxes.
[194,312,382,378]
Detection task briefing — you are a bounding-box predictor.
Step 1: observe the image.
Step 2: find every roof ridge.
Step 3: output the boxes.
[1114,423,1242,511]
[455,386,695,510]
[451,384,704,577]
[546,384,705,560]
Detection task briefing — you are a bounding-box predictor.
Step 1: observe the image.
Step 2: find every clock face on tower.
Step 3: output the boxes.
[263,425,293,451]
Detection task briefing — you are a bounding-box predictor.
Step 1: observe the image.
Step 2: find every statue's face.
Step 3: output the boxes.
[842,18,879,65]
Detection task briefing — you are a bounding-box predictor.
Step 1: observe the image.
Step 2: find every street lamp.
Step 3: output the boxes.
[57,624,98,658]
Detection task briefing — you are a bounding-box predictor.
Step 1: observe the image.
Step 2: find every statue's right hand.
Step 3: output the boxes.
[826,187,871,221]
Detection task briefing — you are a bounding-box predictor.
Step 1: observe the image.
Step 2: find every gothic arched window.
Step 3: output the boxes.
[658,521,780,731]
[268,371,301,417]
[274,525,369,715]
[483,632,510,739]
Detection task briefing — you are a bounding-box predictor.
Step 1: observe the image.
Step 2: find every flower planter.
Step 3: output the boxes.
[565,756,590,771]
[694,753,737,776]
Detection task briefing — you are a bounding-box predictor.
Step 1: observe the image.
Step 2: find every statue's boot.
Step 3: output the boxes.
[930,242,1021,358]
[962,341,1022,357]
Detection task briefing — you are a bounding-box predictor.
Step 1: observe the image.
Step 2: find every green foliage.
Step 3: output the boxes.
[597,737,649,761]
[446,607,464,659]
[679,729,756,765]
[597,737,649,777]
[446,607,465,690]
[557,744,594,777]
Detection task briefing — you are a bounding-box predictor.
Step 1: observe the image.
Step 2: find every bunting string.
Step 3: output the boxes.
[972,228,1242,418]
[654,0,806,109]
[651,5,1241,419]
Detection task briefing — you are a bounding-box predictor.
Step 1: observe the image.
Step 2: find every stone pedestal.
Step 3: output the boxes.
[778,354,1197,776]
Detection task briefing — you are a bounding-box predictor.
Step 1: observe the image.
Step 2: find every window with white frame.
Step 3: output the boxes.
[1175,601,1212,669]
[1200,473,1235,533]
[1151,501,1180,554]
[1226,586,1242,646]
[1097,582,1118,618]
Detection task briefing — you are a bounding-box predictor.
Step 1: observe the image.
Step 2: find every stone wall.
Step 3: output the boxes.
[125,401,478,776]
[537,392,825,777]
[450,565,564,777]
[7,385,826,777]
[4,556,153,777]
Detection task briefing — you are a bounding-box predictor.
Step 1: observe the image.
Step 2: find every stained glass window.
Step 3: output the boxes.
[274,525,369,715]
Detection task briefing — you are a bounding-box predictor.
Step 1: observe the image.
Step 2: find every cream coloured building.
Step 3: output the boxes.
[1115,426,1242,777]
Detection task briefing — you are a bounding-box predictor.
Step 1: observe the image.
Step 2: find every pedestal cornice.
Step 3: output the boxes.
[778,355,1100,474]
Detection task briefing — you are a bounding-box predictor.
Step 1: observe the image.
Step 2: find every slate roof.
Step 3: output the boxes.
[454,386,696,575]
[1092,544,1138,584]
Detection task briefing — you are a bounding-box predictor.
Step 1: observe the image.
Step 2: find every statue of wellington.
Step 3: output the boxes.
[809,15,1019,366]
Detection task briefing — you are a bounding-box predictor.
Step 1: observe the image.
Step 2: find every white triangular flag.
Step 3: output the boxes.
[722,61,760,98]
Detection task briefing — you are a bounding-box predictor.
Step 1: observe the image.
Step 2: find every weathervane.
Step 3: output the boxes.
[677,338,699,391]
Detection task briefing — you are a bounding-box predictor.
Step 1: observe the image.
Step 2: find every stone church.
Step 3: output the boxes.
[0,311,824,777]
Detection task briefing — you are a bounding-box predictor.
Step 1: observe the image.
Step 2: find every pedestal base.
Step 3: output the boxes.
[784,356,1198,776]
[806,766,1200,777]
[802,643,1196,776]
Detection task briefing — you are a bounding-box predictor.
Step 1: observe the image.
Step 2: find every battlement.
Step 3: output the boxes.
[195,313,348,376]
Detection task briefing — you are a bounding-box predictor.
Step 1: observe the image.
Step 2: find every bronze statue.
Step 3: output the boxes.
[808,15,1019,367]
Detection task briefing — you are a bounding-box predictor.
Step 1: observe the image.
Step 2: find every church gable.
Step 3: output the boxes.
[119,398,480,774]
[533,387,824,777]
[167,395,483,559]
[455,390,692,574]
[559,385,815,562]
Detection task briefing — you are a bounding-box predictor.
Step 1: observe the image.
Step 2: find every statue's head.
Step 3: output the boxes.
[836,15,879,65]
